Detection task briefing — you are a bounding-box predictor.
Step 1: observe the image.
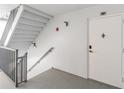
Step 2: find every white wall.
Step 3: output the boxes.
[27,5,124,87]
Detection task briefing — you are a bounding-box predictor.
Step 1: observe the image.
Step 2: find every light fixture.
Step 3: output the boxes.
[100,11,107,16]
[32,42,37,48]
[64,21,69,27]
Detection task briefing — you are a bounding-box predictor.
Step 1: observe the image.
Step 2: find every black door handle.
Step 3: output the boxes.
[89,45,92,49]
[89,50,93,53]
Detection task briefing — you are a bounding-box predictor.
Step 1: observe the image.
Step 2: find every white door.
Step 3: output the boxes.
[89,15,122,88]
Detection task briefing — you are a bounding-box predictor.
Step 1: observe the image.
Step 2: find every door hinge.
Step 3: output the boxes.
[122,77,124,82]
[122,19,124,23]
[122,49,124,53]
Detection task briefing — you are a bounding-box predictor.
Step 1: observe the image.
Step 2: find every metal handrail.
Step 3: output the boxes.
[28,47,54,72]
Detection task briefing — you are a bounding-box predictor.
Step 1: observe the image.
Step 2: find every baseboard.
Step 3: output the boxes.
[52,67,87,79]
[28,66,87,80]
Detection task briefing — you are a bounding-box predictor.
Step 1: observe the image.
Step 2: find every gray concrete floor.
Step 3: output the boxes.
[19,68,119,89]
[0,69,15,89]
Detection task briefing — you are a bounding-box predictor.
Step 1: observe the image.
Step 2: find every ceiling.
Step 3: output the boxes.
[0,4,95,17]
[0,4,18,13]
[29,4,95,16]
[0,4,18,19]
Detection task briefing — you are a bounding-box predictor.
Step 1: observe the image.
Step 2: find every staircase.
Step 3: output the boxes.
[0,4,53,51]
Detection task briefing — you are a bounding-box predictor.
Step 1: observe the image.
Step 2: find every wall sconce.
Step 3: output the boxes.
[32,42,37,48]
[64,21,69,27]
[100,11,107,16]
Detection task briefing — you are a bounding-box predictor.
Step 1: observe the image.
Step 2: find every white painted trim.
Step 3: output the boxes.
[87,17,90,79]
[4,5,24,46]
[88,14,123,88]
[89,13,124,21]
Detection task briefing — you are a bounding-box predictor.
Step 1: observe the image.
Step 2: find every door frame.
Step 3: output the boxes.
[87,13,123,88]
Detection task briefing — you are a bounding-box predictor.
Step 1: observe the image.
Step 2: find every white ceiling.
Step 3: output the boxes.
[0,4,95,16]
[0,4,18,13]
[29,4,95,16]
[0,4,18,19]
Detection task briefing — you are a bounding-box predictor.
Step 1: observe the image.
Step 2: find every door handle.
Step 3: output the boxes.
[89,45,93,53]
[89,50,93,53]
[89,45,92,49]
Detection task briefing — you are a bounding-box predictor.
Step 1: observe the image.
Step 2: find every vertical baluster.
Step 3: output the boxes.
[25,53,28,82]
[15,49,18,87]
[21,58,23,82]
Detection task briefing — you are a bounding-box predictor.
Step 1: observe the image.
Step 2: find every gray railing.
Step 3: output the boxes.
[0,46,16,83]
[0,47,27,87]
[16,50,27,87]
[28,47,54,72]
